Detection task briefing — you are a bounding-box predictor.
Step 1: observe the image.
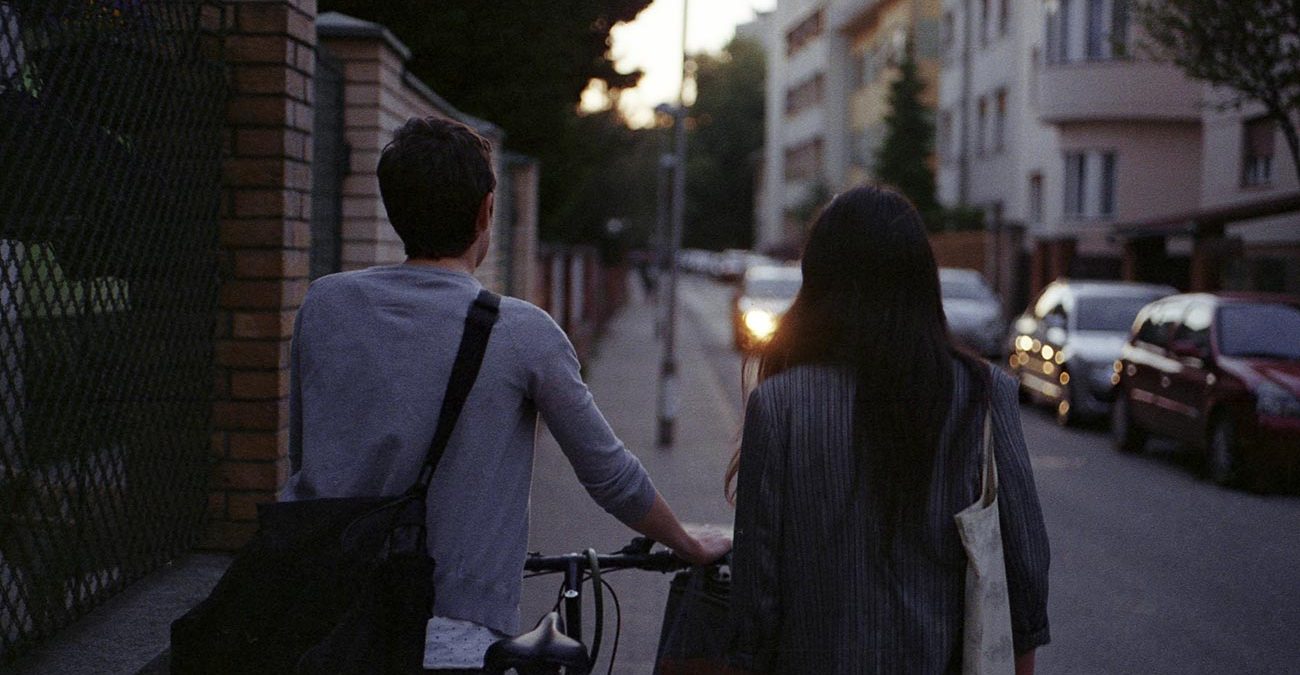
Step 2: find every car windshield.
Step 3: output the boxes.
[1218,303,1300,360]
[745,277,801,299]
[1075,295,1155,332]
[941,277,993,301]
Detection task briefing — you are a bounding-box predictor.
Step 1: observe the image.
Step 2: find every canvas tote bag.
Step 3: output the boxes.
[953,408,1016,675]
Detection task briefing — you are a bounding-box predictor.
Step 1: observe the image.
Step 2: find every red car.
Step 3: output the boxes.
[1111,293,1300,489]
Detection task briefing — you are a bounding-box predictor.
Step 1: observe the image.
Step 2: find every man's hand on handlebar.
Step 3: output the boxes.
[631,494,733,566]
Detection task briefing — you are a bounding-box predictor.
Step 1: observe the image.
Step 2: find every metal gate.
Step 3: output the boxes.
[0,0,226,660]
[310,44,346,280]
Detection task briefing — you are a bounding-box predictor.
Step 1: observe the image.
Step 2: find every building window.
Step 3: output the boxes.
[1049,0,1129,63]
[1029,172,1044,224]
[1242,117,1275,187]
[784,137,825,182]
[1065,152,1087,218]
[1000,0,1011,36]
[1100,153,1117,217]
[786,10,825,56]
[980,0,991,46]
[1064,150,1117,220]
[784,73,825,117]
[1086,0,1106,59]
[942,11,956,62]
[938,110,954,164]
[993,89,1008,153]
[976,97,988,157]
[1111,0,1130,57]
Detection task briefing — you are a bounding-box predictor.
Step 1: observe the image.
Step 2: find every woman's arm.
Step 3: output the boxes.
[726,390,784,673]
[990,370,1052,656]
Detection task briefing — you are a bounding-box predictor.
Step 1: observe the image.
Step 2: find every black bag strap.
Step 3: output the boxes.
[408,288,501,496]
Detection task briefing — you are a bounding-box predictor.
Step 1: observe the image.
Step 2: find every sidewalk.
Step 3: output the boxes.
[521,281,742,674]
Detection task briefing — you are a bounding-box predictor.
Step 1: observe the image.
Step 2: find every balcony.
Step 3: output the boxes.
[1038,59,1202,125]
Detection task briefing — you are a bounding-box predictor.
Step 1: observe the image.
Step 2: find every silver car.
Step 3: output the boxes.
[1008,279,1176,426]
[940,268,1004,359]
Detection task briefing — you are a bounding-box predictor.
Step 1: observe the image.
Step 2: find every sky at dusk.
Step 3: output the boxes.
[583,0,775,127]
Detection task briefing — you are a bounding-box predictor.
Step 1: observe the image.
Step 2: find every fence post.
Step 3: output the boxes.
[208,0,317,551]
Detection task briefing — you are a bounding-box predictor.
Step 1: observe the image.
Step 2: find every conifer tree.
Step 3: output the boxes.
[874,49,939,220]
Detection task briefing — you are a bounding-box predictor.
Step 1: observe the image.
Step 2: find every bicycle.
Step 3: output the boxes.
[483,536,727,675]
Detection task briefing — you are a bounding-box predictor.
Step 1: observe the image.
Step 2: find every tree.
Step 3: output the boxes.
[319,1,653,240]
[684,36,766,251]
[874,50,939,219]
[1137,0,1300,178]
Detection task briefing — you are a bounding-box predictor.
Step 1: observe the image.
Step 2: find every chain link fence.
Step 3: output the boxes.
[0,0,226,661]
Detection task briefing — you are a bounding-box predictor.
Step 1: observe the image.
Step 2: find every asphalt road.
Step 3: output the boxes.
[525,276,1300,674]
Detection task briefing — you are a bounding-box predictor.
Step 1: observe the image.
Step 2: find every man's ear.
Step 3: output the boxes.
[476,192,495,233]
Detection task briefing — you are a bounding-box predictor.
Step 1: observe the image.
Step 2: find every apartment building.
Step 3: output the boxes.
[758,0,849,252]
[758,0,945,252]
[936,0,1059,255]
[938,0,1216,296]
[1113,99,1300,294]
[838,0,944,187]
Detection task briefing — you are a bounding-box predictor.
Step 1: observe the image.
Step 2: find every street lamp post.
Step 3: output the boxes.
[656,0,689,449]
[657,105,687,448]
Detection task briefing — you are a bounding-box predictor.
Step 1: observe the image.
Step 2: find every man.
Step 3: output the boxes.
[280,116,730,673]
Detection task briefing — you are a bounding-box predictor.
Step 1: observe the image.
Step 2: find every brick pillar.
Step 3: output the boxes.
[1029,240,1048,297]
[1048,238,1076,282]
[206,0,316,550]
[1190,221,1228,292]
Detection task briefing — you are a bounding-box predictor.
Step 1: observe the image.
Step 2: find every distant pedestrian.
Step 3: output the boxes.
[637,252,659,303]
[724,185,1050,674]
[281,116,730,673]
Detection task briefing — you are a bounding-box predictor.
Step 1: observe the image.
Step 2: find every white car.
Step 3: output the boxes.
[940,268,1004,358]
[732,265,802,352]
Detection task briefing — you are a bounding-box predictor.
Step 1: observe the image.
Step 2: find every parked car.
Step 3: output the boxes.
[1007,279,1176,426]
[940,268,1004,358]
[732,265,802,352]
[1111,293,1300,488]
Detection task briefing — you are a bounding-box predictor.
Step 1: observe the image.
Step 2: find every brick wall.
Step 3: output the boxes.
[203,10,539,550]
[206,0,317,550]
[318,13,511,291]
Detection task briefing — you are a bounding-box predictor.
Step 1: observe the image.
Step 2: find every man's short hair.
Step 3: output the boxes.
[377,117,497,259]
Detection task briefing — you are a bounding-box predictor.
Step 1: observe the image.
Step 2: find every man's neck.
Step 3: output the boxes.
[405,255,475,276]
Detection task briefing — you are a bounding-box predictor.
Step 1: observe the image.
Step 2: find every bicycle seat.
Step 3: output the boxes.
[483,611,589,674]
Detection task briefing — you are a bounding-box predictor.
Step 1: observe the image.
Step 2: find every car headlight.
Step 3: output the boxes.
[1255,381,1300,419]
[743,309,777,340]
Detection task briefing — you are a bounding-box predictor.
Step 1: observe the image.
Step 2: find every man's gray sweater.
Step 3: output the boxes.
[280,264,658,636]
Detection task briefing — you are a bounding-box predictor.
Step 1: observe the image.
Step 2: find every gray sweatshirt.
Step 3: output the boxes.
[280,264,658,636]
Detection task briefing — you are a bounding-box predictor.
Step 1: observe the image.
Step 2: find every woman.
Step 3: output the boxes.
[725,185,1050,674]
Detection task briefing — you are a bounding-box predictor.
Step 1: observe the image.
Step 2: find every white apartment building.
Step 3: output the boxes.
[939,0,1217,295]
[757,0,853,252]
[936,0,1059,245]
[1197,99,1300,291]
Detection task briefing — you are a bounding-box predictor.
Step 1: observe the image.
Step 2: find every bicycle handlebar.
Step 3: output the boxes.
[524,537,707,574]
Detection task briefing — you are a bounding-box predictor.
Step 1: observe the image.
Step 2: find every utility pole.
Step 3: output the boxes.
[656,0,689,448]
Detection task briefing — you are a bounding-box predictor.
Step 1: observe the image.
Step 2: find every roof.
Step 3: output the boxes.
[1111,191,1300,238]
[1165,291,1300,306]
[317,12,411,60]
[1049,278,1177,297]
[744,264,802,281]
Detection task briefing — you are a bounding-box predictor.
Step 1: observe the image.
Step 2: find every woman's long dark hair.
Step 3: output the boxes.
[726,184,986,530]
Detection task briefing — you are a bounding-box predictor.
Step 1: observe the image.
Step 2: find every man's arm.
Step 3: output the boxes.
[514,304,729,562]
